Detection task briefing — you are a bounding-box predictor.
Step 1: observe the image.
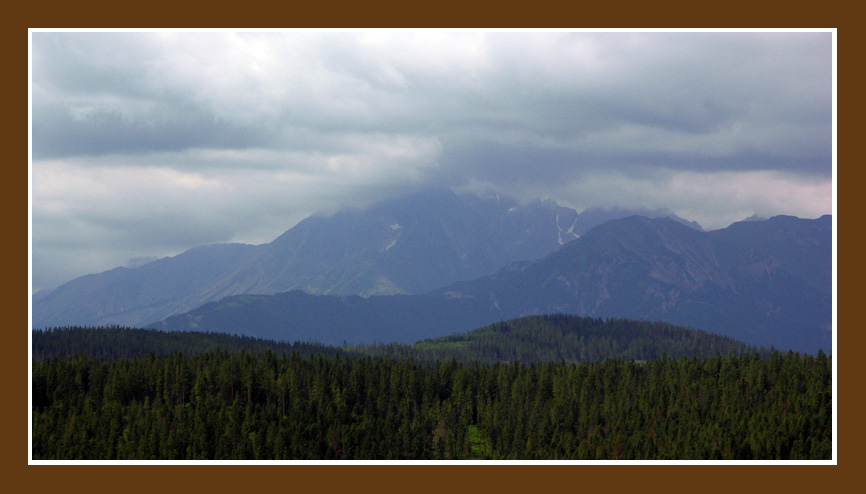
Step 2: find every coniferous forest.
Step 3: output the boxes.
[31,317,832,460]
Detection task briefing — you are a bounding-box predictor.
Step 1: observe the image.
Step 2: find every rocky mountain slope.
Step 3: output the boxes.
[153,214,831,353]
[34,189,696,329]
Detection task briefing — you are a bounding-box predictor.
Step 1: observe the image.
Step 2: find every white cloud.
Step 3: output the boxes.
[559,170,832,230]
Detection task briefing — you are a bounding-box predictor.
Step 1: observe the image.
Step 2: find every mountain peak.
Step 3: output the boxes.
[34,188,726,334]
[154,213,831,354]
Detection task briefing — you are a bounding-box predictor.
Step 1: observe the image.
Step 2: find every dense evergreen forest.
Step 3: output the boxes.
[31,317,830,460]
[33,351,831,460]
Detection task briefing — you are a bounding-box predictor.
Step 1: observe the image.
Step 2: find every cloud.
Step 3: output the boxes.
[572,170,832,230]
[30,31,834,291]
[31,129,445,289]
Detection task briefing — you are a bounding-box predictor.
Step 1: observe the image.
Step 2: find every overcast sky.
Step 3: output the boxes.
[31,30,834,292]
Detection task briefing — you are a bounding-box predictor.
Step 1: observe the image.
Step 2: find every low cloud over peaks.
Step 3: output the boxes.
[31,31,833,291]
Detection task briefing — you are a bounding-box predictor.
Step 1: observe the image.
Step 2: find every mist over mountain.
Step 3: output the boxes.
[153,214,831,353]
[34,189,697,329]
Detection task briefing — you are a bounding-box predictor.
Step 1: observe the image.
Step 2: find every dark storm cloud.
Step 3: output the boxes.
[30,31,834,291]
[427,32,832,186]
[32,31,832,174]
[32,32,281,159]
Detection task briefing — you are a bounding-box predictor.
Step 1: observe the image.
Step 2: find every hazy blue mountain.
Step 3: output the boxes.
[740,214,768,222]
[196,188,584,300]
[574,207,703,233]
[31,190,563,328]
[709,214,832,294]
[39,189,702,329]
[153,215,831,353]
[436,215,831,353]
[33,243,260,328]
[35,188,705,330]
[32,289,54,304]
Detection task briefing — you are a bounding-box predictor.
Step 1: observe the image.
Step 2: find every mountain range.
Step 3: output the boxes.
[32,189,699,329]
[151,213,831,353]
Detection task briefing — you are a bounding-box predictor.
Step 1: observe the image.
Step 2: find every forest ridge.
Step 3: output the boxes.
[31,316,830,460]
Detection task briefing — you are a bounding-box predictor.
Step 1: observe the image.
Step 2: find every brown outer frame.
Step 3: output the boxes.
[11,5,848,493]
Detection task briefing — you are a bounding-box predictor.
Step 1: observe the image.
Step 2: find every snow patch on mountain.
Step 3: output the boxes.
[555,214,580,245]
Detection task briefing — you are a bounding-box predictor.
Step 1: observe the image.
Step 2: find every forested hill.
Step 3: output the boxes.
[357,314,769,364]
[32,326,340,362]
[33,314,769,364]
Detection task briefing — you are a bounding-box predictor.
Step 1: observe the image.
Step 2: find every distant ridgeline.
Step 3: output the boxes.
[355,314,771,364]
[34,187,831,355]
[33,314,770,364]
[149,214,832,354]
[32,325,339,362]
